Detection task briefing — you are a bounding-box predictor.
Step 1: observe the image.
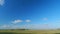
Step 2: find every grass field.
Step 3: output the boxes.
[0,29,60,34]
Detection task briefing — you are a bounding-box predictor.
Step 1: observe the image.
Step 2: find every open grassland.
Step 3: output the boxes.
[0,29,60,34]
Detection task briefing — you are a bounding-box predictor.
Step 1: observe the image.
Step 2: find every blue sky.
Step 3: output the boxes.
[0,0,60,29]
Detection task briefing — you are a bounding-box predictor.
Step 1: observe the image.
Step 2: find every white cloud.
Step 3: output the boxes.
[25,19,31,22]
[0,0,4,6]
[43,18,48,20]
[12,19,23,24]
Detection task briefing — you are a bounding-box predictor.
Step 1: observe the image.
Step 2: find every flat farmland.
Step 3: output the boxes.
[0,29,60,34]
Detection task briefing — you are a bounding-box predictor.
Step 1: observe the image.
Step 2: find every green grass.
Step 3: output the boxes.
[0,32,33,34]
[0,29,60,34]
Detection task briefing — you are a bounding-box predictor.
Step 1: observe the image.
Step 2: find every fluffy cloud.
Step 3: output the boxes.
[25,19,31,22]
[43,18,48,20]
[12,19,23,24]
[0,0,4,6]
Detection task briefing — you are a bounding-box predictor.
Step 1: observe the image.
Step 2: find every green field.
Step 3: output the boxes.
[0,29,60,34]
